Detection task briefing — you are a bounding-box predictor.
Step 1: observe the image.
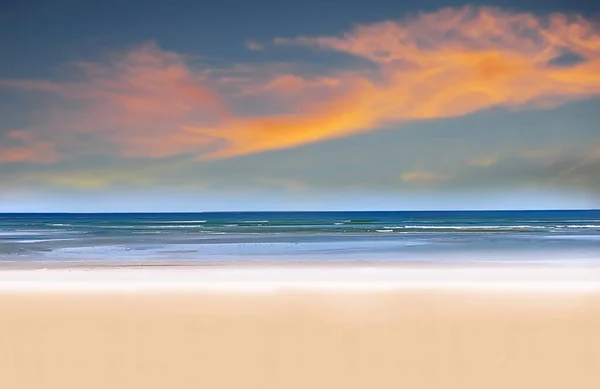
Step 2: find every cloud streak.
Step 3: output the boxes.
[1,6,600,163]
[1,42,226,161]
[0,131,57,164]
[469,154,500,167]
[400,170,452,183]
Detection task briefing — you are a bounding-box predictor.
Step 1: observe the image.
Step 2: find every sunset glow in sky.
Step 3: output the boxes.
[1,0,599,211]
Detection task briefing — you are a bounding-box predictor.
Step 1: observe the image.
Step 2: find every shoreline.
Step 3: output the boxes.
[1,264,599,292]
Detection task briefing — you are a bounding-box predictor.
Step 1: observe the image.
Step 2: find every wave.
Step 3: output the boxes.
[162,220,207,223]
[0,231,43,236]
[17,238,77,243]
[369,224,600,232]
[342,219,375,224]
[74,225,208,229]
[391,225,547,230]
[156,225,209,228]
[554,225,600,228]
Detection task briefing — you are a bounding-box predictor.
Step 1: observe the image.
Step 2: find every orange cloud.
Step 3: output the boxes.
[192,76,382,158]
[193,7,600,159]
[1,42,226,160]
[262,75,341,94]
[1,7,600,162]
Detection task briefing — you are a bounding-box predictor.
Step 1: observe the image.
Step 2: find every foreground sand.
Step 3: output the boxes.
[1,267,599,389]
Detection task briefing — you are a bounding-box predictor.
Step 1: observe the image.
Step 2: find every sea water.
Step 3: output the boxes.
[1,210,599,266]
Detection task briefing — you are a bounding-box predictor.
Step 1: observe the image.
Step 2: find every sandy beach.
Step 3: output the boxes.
[1,266,599,389]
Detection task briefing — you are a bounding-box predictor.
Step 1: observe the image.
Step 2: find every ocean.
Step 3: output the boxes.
[1,210,600,267]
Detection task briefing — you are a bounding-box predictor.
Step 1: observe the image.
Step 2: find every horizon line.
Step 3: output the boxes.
[1,208,598,214]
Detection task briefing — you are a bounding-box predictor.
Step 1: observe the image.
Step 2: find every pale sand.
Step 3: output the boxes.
[1,267,599,389]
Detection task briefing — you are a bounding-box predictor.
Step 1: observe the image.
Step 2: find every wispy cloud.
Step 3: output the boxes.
[555,142,600,180]
[400,170,452,183]
[0,131,57,164]
[1,42,226,161]
[245,40,265,51]
[469,154,500,167]
[435,143,600,192]
[1,7,600,163]
[0,79,65,93]
[522,146,571,165]
[5,158,195,190]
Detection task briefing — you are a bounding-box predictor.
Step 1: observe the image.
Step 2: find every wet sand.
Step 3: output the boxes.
[1,267,599,389]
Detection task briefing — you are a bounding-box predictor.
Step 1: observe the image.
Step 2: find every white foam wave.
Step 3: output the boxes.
[158,225,207,228]
[163,220,207,223]
[0,231,42,237]
[399,225,545,230]
[555,225,600,228]
[17,238,77,244]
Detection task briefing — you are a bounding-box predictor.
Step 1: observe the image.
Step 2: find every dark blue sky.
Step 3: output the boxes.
[2,0,597,78]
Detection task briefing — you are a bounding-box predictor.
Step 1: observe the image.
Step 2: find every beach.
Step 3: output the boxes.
[1,266,599,389]
[3,0,600,384]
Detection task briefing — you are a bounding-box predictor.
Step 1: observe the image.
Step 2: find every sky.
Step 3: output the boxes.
[1,0,599,211]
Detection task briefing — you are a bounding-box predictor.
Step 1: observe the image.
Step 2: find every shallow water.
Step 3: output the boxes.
[1,210,599,266]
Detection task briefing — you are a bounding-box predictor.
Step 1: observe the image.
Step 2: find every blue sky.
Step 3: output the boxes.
[1,0,599,211]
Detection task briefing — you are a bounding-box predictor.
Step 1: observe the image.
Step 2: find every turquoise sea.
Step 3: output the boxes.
[1,210,600,266]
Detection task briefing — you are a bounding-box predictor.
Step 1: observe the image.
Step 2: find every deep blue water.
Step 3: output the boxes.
[1,210,600,266]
